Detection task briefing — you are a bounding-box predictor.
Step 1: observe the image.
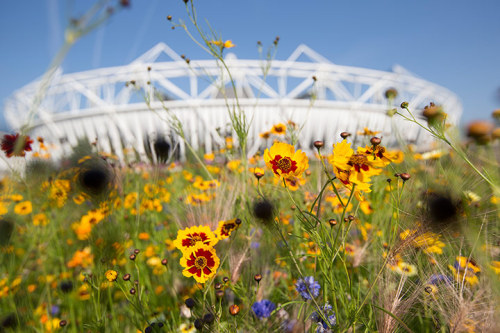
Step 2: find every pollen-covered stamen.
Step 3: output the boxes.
[270,155,298,175]
[194,256,207,269]
[348,154,370,172]
[189,235,203,246]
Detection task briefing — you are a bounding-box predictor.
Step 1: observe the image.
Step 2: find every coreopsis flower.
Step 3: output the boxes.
[214,218,241,240]
[14,201,32,215]
[105,270,118,282]
[264,142,308,179]
[67,247,93,268]
[180,244,220,283]
[1,133,33,157]
[223,40,235,49]
[400,229,446,255]
[395,262,418,277]
[33,213,49,226]
[173,225,219,253]
[448,256,480,286]
[271,123,287,135]
[357,127,380,136]
[328,140,381,187]
[357,145,403,167]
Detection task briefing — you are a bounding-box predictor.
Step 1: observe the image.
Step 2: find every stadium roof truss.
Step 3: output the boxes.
[5,43,462,162]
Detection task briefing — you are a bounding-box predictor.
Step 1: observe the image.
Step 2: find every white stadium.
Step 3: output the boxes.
[5,43,462,162]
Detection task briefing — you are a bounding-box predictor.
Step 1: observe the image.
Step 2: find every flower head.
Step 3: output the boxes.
[251,299,276,319]
[173,225,218,253]
[264,142,308,179]
[180,243,220,283]
[310,303,336,333]
[1,133,33,157]
[214,218,241,240]
[330,140,381,185]
[271,123,287,135]
[14,201,32,215]
[105,270,118,282]
[295,276,321,300]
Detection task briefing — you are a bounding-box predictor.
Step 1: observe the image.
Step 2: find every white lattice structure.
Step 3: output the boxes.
[5,43,462,162]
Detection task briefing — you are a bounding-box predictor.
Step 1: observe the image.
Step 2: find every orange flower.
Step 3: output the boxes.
[180,244,220,283]
[264,142,308,179]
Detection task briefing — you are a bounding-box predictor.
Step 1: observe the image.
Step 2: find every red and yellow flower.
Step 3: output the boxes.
[214,218,241,240]
[1,133,33,158]
[173,225,218,253]
[328,140,381,187]
[264,142,308,179]
[180,244,220,283]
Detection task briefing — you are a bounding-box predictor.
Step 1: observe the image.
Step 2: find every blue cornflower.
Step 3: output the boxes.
[310,303,336,333]
[251,299,276,319]
[428,274,452,285]
[295,276,320,300]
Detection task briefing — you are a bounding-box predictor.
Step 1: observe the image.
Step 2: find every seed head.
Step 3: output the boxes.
[203,313,215,324]
[59,320,67,327]
[129,288,136,295]
[222,276,229,283]
[214,283,222,290]
[123,274,131,281]
[129,254,136,260]
[161,258,168,265]
[328,219,337,227]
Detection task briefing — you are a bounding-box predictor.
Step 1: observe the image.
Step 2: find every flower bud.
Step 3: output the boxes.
[370,137,381,146]
[313,140,324,149]
[400,101,409,109]
[340,132,351,139]
[385,88,398,99]
[254,274,262,282]
[399,173,411,181]
[229,304,240,315]
[328,219,337,227]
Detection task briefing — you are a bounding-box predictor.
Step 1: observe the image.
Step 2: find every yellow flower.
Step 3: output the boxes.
[214,218,241,240]
[105,270,118,282]
[400,229,446,254]
[270,123,287,135]
[223,40,235,48]
[14,201,32,215]
[395,262,418,277]
[173,225,219,253]
[33,213,49,226]
[329,140,381,187]
[180,243,220,283]
[357,127,380,136]
[264,142,308,179]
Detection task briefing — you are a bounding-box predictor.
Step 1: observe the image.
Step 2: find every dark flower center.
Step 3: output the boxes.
[194,256,207,269]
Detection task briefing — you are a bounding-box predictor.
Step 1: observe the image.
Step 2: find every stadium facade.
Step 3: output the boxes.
[5,43,462,162]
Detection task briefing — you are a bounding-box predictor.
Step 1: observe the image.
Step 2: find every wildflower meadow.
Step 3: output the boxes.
[1,1,500,332]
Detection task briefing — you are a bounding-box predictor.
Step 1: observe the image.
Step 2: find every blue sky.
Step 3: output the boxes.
[1,0,499,132]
